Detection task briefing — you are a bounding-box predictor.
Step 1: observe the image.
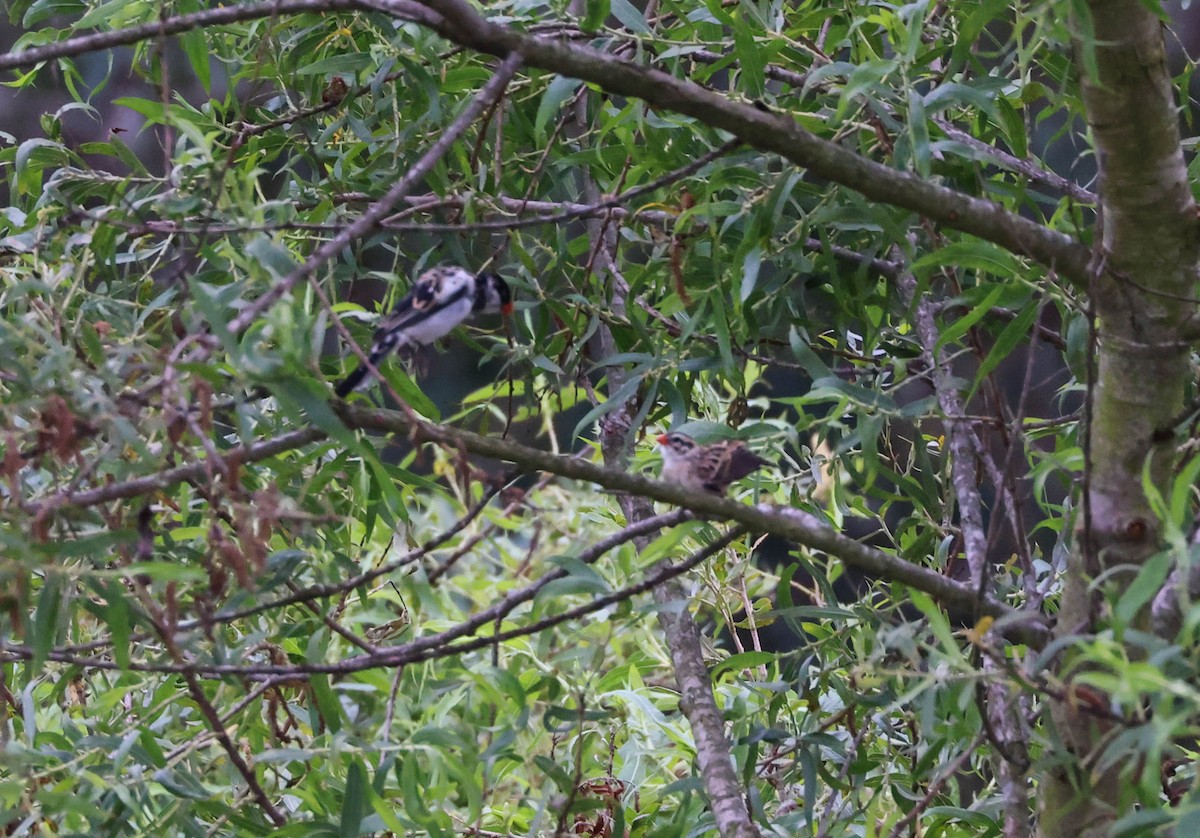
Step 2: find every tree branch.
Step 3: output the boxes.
[402,0,1094,287]
[0,0,395,71]
[0,0,1097,287]
[29,400,1048,645]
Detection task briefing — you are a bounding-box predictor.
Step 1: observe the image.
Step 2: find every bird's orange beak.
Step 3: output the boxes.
[656,434,669,445]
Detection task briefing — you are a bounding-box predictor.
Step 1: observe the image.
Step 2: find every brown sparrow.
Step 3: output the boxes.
[657,431,768,494]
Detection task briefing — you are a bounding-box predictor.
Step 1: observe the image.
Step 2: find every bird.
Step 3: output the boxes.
[657,431,768,495]
[335,266,512,397]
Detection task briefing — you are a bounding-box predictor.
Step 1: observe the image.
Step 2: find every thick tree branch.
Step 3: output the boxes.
[0,0,1095,287]
[1040,1,1199,833]
[400,0,1093,287]
[30,401,1047,645]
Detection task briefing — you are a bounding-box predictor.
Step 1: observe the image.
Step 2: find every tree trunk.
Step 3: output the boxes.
[1041,1,1198,832]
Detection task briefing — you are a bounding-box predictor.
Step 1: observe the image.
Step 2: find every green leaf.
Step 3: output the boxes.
[907,89,930,177]
[923,81,1000,119]
[739,244,762,302]
[709,295,734,375]
[582,0,609,30]
[380,366,441,420]
[966,301,1039,402]
[102,581,132,670]
[910,241,1021,277]
[711,651,775,678]
[1113,550,1171,627]
[995,97,1028,158]
[269,375,359,447]
[1171,453,1200,526]
[371,793,409,833]
[295,54,373,76]
[933,283,1005,354]
[701,0,736,26]
[112,95,167,124]
[904,588,956,652]
[609,0,649,32]
[572,374,642,441]
[536,75,583,139]
[733,26,764,98]
[1068,0,1101,93]
[23,0,85,26]
[14,138,68,196]
[153,768,211,800]
[310,674,342,735]
[179,30,211,92]
[762,605,858,621]
[75,0,140,28]
[100,562,207,583]
[1065,313,1091,382]
[805,377,899,414]
[339,759,368,838]
[245,237,299,280]
[31,572,64,672]
[788,328,832,379]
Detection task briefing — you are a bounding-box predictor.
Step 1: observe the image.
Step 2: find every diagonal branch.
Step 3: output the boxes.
[399,0,1094,287]
[0,0,1096,286]
[29,401,1049,645]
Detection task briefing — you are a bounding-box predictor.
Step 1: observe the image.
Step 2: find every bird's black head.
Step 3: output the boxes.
[474,272,513,314]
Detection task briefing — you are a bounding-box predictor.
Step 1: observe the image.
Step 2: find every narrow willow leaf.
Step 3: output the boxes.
[1114,550,1171,627]
[339,759,368,838]
[933,283,1005,354]
[32,572,64,671]
[582,0,609,30]
[967,301,1039,402]
[535,75,583,140]
[179,30,210,92]
[310,674,342,735]
[740,244,762,302]
[609,0,650,32]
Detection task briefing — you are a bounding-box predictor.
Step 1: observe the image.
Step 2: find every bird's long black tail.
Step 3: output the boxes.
[334,364,369,398]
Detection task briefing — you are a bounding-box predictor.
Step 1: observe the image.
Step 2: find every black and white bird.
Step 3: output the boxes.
[335,266,512,397]
[657,431,768,495]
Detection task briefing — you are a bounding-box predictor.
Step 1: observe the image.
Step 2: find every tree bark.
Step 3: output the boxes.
[1042,1,1199,833]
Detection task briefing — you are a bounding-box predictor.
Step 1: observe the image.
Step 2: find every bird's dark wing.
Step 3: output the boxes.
[724,444,768,482]
[374,288,422,333]
[334,363,369,398]
[334,282,473,397]
[334,290,418,397]
[698,441,767,493]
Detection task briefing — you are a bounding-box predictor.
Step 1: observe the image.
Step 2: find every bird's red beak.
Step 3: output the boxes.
[656,434,669,445]
[501,302,514,316]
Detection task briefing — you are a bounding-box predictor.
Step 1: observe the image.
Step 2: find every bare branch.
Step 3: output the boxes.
[31,427,325,516]
[0,0,436,70]
[896,256,989,589]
